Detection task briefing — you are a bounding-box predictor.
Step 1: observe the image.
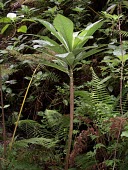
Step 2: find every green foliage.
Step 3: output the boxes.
[5,109,69,169]
[1,1,128,170]
[91,68,115,105]
[34,14,104,71]
[75,152,96,170]
[15,137,57,148]
[17,109,69,140]
[73,68,128,169]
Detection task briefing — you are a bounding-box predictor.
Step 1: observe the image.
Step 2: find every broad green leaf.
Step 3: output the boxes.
[56,53,70,59]
[121,131,128,137]
[48,45,66,54]
[0,104,10,109]
[0,17,11,23]
[22,18,36,22]
[36,19,58,37]
[41,36,61,46]
[1,24,10,34]
[33,39,54,47]
[56,52,75,66]
[66,52,75,66]
[72,48,84,56]
[117,54,128,62]
[113,48,126,56]
[73,20,103,48]
[36,18,69,51]
[39,59,68,74]
[47,6,57,14]
[17,25,27,33]
[53,59,68,70]
[40,36,66,53]
[75,46,105,64]
[72,7,85,12]
[54,14,73,51]
[73,36,93,48]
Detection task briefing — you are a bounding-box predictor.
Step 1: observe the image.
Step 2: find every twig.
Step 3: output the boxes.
[9,64,39,150]
[112,2,124,170]
[0,65,6,157]
[118,3,124,115]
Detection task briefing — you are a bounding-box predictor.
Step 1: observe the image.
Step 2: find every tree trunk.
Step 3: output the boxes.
[65,68,74,170]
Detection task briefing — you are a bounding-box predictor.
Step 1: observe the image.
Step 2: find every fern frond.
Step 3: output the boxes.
[14,137,57,148]
[18,110,69,141]
[44,71,60,83]
[56,115,69,140]
[18,120,43,137]
[18,119,55,138]
[75,152,96,170]
[91,68,114,106]
[112,29,128,38]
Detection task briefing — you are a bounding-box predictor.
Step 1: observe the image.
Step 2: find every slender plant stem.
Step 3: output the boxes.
[118,3,124,115]
[9,64,39,150]
[112,3,124,170]
[0,65,6,157]
[112,118,123,170]
[65,68,74,170]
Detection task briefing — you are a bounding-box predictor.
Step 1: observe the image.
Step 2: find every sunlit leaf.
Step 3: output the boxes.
[54,14,74,51]
[39,59,68,74]
[0,17,11,23]
[0,104,10,109]
[17,25,27,33]
[36,18,69,51]
[56,52,75,66]
[72,7,84,12]
[75,45,106,64]
[1,24,10,34]
[113,48,126,56]
[121,131,128,137]
[117,54,128,62]
[73,20,103,48]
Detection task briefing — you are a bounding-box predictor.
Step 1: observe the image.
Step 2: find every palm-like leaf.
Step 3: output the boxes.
[35,14,104,70]
[73,20,103,49]
[54,14,73,51]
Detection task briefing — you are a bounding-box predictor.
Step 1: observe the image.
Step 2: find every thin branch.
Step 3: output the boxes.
[118,3,124,115]
[0,65,6,157]
[112,2,124,170]
[9,64,39,150]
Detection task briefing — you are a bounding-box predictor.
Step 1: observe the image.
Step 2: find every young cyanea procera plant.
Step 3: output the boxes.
[34,14,104,170]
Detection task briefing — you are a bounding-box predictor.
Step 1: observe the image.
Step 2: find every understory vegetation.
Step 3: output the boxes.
[1,0,128,170]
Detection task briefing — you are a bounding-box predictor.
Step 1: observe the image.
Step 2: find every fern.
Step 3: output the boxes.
[14,137,57,148]
[2,160,42,170]
[18,119,48,137]
[17,109,69,142]
[112,29,128,38]
[44,71,60,83]
[13,110,68,170]
[75,152,96,170]
[91,68,115,106]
